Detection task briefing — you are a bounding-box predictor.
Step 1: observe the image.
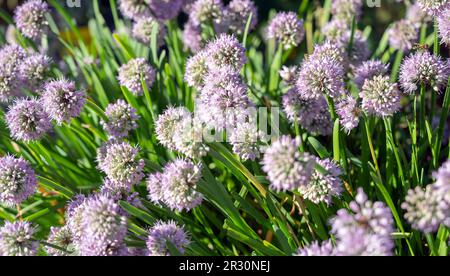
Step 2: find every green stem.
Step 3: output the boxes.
[364,117,383,182]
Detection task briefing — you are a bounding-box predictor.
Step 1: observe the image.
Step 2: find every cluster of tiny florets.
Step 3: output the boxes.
[224,0,258,35]
[132,17,167,46]
[117,58,156,95]
[146,220,190,256]
[360,75,401,117]
[101,100,140,139]
[388,20,419,52]
[14,0,49,40]
[267,12,305,50]
[0,221,38,256]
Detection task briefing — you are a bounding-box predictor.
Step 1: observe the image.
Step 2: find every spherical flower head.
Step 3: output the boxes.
[279,65,299,85]
[331,0,363,23]
[229,122,262,161]
[79,195,128,256]
[117,58,156,95]
[299,158,343,205]
[407,2,432,24]
[182,20,203,53]
[45,226,73,256]
[224,0,258,35]
[0,221,38,256]
[437,8,450,46]
[282,89,332,136]
[185,50,208,89]
[0,45,28,102]
[156,106,192,150]
[322,19,349,41]
[309,41,349,70]
[262,136,315,191]
[336,95,361,133]
[295,240,336,256]
[205,34,246,71]
[14,0,49,40]
[119,0,151,20]
[0,155,37,206]
[41,79,86,124]
[97,141,145,188]
[360,75,401,117]
[147,171,165,204]
[66,194,88,245]
[6,98,52,142]
[267,12,305,50]
[387,20,419,52]
[190,0,224,26]
[132,17,166,46]
[417,0,450,16]
[296,56,345,100]
[433,159,450,188]
[354,60,389,89]
[146,220,190,256]
[331,188,395,256]
[147,0,183,21]
[19,53,52,89]
[101,99,139,139]
[399,51,450,94]
[338,31,370,67]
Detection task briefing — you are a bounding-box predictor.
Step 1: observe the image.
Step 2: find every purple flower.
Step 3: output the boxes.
[185,50,208,89]
[407,2,432,23]
[434,159,450,188]
[322,19,349,40]
[119,0,151,20]
[282,89,332,136]
[6,98,52,142]
[279,65,299,85]
[205,34,246,71]
[360,75,401,117]
[331,0,363,23]
[132,17,166,46]
[146,220,190,256]
[261,136,315,191]
[299,158,343,206]
[66,194,88,246]
[438,8,450,46]
[0,221,38,256]
[101,99,139,139]
[79,195,128,256]
[331,188,395,256]
[338,31,370,67]
[387,20,419,52]
[0,155,37,206]
[399,51,450,94]
[229,122,261,161]
[417,0,450,16]
[147,0,183,21]
[97,141,145,188]
[224,0,258,35]
[147,159,203,212]
[190,0,224,26]
[296,240,337,256]
[0,45,28,102]
[41,79,86,124]
[14,0,49,40]
[336,95,361,133]
[310,41,349,70]
[45,226,73,256]
[117,58,156,95]
[267,12,305,50]
[182,20,203,53]
[354,60,389,89]
[296,56,345,100]
[19,53,52,89]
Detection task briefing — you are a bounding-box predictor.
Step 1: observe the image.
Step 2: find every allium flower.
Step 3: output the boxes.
[434,159,450,188]
[117,58,156,95]
[147,0,183,21]
[296,56,345,100]
[19,53,51,89]
[322,19,349,40]
[14,0,49,40]
[79,195,128,256]
[45,226,73,256]
[279,65,299,85]
[399,51,450,94]
[41,79,86,124]
[0,45,28,102]
[205,34,246,71]
[190,0,224,26]
[338,31,370,67]
[331,188,395,256]
[437,8,450,46]
[0,155,37,206]
[331,0,363,23]
[282,89,332,136]
[229,122,261,161]
[267,12,305,50]
[309,41,349,70]
[336,95,361,133]
[119,0,151,19]
[132,17,166,46]
[182,20,203,53]
[6,98,52,142]
[299,158,343,205]
[146,221,190,256]
[155,106,192,150]
[224,0,258,35]
[185,50,208,89]
[387,20,419,52]
[0,221,38,256]
[360,75,401,117]
[295,240,337,256]
[97,141,145,188]
[66,194,87,245]
[417,0,450,16]
[261,136,315,191]
[147,159,203,211]
[407,2,432,23]
[101,99,139,139]
[354,60,389,88]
